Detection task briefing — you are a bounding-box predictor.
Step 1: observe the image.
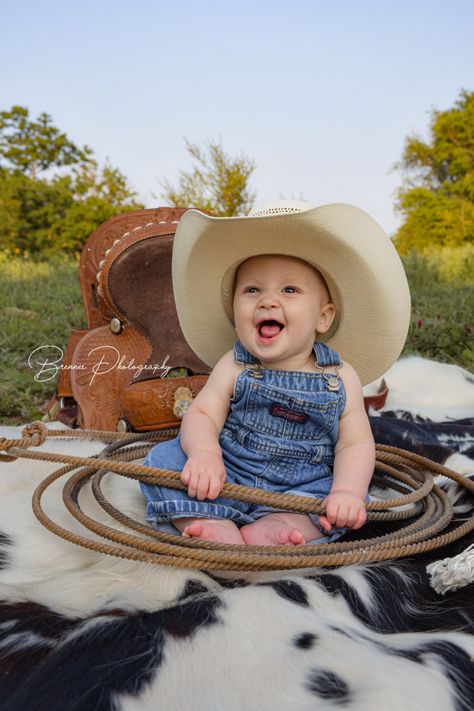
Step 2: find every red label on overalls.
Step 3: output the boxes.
[270,404,307,423]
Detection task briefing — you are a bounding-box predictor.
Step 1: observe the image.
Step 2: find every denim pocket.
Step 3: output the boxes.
[243,381,338,441]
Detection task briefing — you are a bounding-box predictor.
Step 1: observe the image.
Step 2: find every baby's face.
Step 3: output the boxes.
[233,254,335,370]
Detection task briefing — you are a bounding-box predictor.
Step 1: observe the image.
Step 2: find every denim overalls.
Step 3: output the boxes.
[140,341,347,542]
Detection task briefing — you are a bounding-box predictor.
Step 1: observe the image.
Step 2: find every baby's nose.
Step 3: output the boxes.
[258,292,279,308]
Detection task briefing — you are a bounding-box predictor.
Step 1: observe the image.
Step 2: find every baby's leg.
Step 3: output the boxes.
[173,517,245,545]
[240,513,323,546]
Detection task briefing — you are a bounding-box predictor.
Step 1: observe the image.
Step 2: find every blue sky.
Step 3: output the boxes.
[2,0,473,234]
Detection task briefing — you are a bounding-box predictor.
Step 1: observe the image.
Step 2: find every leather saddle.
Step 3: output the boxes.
[55,207,210,431]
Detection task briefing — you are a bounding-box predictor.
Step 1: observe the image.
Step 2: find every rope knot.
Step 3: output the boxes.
[21,421,48,447]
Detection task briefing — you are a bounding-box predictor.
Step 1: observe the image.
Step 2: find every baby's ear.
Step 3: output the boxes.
[317,302,336,334]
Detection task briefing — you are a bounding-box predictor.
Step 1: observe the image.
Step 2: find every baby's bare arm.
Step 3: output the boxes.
[320,362,375,530]
[179,350,239,500]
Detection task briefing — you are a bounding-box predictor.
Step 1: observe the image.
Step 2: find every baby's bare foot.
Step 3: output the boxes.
[182,520,244,545]
[241,518,306,546]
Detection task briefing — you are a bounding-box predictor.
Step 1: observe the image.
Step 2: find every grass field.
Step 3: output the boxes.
[0,249,473,425]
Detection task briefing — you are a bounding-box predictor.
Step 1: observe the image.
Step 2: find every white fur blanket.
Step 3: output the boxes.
[0,357,473,711]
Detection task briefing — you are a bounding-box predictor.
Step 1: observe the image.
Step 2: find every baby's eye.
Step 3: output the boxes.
[244,286,260,293]
[283,286,298,293]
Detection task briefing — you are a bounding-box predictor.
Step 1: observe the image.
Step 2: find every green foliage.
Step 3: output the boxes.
[403,243,474,284]
[0,105,92,178]
[401,250,474,371]
[0,106,143,256]
[161,138,256,216]
[395,89,474,253]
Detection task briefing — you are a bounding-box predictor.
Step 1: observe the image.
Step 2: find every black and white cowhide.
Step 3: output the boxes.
[0,356,473,711]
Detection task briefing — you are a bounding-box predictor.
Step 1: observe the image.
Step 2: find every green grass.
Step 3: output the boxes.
[0,253,86,424]
[401,250,474,371]
[0,248,473,425]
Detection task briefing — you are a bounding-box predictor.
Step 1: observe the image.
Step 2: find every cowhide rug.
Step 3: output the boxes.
[0,356,473,711]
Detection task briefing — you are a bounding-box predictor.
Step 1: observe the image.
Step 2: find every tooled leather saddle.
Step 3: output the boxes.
[54,207,210,431]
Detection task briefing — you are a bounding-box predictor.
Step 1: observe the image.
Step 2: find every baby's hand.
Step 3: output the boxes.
[319,490,367,531]
[180,451,227,501]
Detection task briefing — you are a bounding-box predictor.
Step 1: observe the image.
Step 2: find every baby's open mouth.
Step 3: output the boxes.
[257,320,284,338]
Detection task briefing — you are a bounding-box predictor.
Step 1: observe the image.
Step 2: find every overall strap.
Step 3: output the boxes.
[313,342,342,367]
[233,340,259,365]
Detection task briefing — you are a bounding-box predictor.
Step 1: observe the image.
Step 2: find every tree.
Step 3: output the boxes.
[161,138,256,216]
[394,89,474,253]
[0,106,143,256]
[0,106,92,180]
[47,161,143,254]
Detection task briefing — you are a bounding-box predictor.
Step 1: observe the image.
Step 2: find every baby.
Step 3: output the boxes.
[141,201,410,546]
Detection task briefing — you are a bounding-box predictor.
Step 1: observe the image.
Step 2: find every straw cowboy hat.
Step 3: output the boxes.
[172,201,411,385]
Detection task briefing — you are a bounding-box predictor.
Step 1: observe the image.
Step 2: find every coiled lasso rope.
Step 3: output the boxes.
[1,422,473,572]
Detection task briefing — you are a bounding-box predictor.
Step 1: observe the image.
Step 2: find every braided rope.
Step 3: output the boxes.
[1,422,473,571]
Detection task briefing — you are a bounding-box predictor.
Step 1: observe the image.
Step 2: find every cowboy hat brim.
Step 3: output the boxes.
[172,203,411,385]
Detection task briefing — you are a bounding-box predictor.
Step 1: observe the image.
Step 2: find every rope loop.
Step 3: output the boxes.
[0,438,18,461]
[21,421,49,447]
[1,423,473,570]
[0,420,49,458]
